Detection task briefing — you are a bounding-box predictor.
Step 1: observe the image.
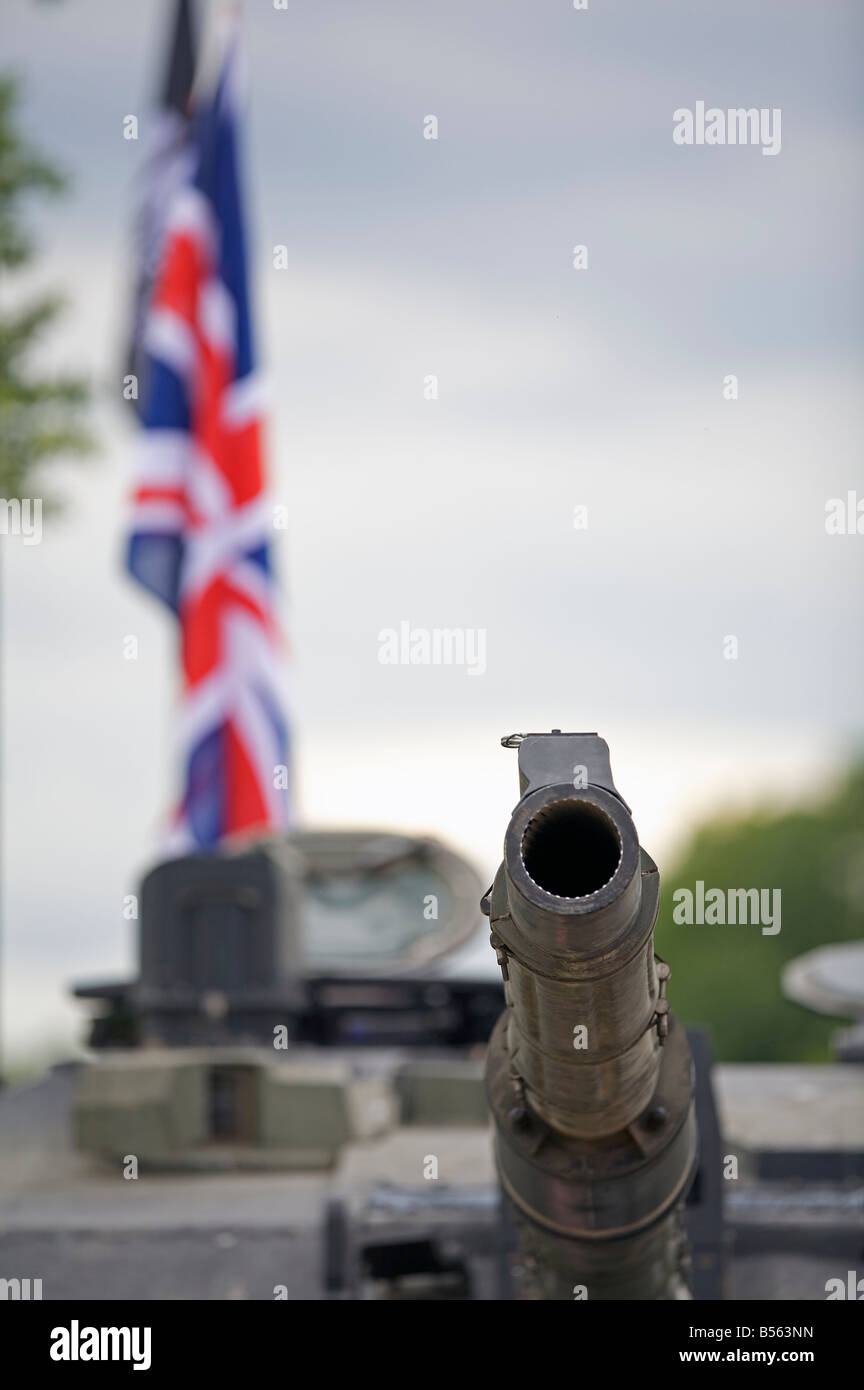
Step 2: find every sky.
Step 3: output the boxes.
[2,0,863,1063]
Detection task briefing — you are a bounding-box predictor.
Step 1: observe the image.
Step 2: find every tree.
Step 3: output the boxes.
[0,75,92,503]
[655,763,864,1062]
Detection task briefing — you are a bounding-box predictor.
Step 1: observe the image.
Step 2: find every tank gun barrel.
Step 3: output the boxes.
[483,731,697,1300]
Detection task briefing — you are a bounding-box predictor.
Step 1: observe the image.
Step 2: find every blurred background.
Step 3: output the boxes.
[1,0,862,1073]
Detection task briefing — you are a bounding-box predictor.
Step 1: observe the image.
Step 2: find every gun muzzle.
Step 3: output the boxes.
[483,732,697,1299]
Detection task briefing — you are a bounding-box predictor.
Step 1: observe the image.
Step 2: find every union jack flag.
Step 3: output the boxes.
[126,31,292,852]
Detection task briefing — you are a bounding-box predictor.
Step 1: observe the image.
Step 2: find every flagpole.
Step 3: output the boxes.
[0,540,5,1088]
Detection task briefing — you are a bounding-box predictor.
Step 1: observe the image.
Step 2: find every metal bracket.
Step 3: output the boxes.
[502,731,632,812]
[649,955,672,1044]
[489,929,511,982]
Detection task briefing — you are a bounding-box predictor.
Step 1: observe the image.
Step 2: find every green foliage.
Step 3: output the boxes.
[0,75,92,502]
[656,763,864,1062]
